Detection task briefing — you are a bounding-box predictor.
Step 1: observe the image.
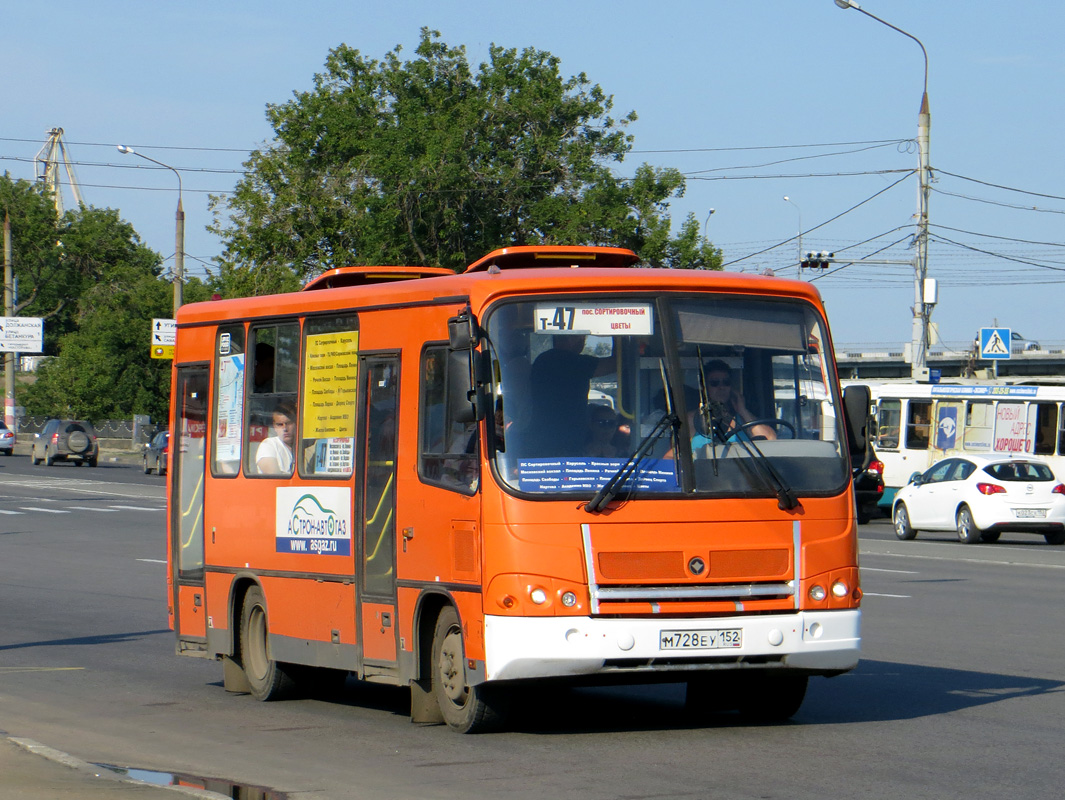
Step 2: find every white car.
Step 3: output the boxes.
[0,421,13,456]
[892,454,1065,545]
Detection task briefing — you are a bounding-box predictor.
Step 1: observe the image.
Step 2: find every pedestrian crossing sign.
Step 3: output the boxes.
[980,327,1011,360]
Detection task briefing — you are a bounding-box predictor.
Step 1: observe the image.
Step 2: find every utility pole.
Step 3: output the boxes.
[835,0,932,381]
[4,212,14,430]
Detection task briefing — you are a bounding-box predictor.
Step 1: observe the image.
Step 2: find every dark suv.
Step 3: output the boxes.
[854,451,885,524]
[31,419,100,467]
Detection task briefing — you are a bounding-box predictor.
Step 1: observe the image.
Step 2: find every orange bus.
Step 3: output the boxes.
[166,245,871,732]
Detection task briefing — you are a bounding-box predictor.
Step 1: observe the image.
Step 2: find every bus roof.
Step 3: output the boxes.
[177,247,824,327]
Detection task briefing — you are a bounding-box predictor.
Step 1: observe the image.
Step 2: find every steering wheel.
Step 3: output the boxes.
[733,418,796,441]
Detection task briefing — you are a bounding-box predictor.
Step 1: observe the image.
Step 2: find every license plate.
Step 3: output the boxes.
[659,628,742,650]
[1014,508,1047,519]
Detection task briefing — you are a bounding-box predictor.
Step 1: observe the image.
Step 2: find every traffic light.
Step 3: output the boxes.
[800,251,834,270]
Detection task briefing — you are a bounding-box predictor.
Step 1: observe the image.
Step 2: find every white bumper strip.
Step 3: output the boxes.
[484,609,860,681]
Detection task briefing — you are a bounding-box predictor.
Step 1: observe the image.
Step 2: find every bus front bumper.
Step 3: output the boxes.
[483,609,860,682]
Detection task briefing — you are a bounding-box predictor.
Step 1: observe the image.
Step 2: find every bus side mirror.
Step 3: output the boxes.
[447,348,488,424]
[447,308,480,350]
[843,384,872,467]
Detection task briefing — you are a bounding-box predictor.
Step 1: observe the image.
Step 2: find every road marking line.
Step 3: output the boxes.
[66,506,118,512]
[0,509,24,515]
[0,667,85,673]
[110,505,164,512]
[860,549,1065,570]
[137,558,167,564]
[861,567,919,574]
[18,507,69,514]
[862,592,911,598]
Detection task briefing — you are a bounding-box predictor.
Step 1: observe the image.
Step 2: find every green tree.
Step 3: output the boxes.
[19,207,206,421]
[211,29,720,291]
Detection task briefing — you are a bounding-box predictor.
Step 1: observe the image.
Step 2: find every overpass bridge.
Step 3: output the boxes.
[834,342,1065,382]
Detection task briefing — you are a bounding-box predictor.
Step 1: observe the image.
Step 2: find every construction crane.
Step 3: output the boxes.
[35,127,85,215]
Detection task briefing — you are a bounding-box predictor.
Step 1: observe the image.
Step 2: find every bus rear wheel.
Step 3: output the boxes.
[239,586,296,701]
[431,606,504,733]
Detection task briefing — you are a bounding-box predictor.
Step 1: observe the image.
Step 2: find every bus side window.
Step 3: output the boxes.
[212,324,246,476]
[246,323,300,477]
[876,398,901,449]
[418,346,477,493]
[905,400,932,450]
[1034,402,1057,456]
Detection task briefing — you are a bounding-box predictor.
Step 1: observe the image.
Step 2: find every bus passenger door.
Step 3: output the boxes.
[170,366,209,651]
[357,355,400,674]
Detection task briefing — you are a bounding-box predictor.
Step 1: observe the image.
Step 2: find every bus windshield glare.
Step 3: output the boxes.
[486,295,848,498]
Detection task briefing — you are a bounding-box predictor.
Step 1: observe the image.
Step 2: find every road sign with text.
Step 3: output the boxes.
[0,317,44,352]
[152,318,177,347]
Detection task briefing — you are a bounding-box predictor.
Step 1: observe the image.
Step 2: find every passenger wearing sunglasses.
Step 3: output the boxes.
[695,359,776,444]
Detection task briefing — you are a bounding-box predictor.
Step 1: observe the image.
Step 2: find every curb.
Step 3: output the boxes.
[6,737,232,800]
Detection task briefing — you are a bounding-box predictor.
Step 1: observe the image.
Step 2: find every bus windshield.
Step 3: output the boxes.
[485,294,848,499]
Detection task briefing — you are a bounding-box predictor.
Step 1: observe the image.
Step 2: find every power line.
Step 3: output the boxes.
[931,223,1065,249]
[631,138,911,154]
[931,186,1065,215]
[929,232,1065,272]
[0,135,253,153]
[935,169,1065,202]
[727,170,915,270]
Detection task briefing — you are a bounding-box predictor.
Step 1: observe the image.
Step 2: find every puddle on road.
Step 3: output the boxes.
[97,763,287,799]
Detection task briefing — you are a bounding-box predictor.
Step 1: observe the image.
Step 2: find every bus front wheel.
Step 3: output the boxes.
[239,586,296,701]
[431,606,504,733]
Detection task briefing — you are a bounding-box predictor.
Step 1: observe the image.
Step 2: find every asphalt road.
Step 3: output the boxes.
[2,458,1064,799]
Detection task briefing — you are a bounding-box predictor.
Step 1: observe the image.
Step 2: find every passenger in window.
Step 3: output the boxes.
[256,400,296,475]
[529,335,614,454]
[702,360,776,442]
[586,405,626,457]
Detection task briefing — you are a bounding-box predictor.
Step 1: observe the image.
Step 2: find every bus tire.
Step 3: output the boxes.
[735,673,808,722]
[431,606,504,733]
[956,506,982,544]
[893,504,916,540]
[239,585,297,701]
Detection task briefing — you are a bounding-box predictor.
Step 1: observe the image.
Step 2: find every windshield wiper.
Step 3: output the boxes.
[584,411,679,514]
[721,435,799,511]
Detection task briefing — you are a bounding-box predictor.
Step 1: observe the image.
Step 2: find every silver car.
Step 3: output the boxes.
[31,419,99,467]
[0,421,14,456]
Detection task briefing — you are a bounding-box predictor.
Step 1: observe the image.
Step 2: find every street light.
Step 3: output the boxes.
[783,196,802,278]
[834,0,932,380]
[117,145,184,315]
[702,208,716,241]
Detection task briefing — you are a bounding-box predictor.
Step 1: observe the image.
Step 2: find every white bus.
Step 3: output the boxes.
[845,380,1065,506]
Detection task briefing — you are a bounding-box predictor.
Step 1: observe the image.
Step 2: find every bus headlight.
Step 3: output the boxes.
[831,581,849,598]
[809,584,827,602]
[529,587,548,605]
[561,591,577,607]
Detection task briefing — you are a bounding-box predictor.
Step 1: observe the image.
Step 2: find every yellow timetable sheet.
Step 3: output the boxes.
[303,331,359,439]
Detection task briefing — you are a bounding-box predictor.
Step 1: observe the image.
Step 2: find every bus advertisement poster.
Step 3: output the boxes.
[275,487,352,556]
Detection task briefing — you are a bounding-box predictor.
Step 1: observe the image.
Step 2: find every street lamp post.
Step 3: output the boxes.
[117,145,184,315]
[701,209,716,269]
[834,0,931,380]
[783,196,802,278]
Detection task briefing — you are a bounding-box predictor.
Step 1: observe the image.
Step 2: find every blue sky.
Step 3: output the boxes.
[3,1,1063,349]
